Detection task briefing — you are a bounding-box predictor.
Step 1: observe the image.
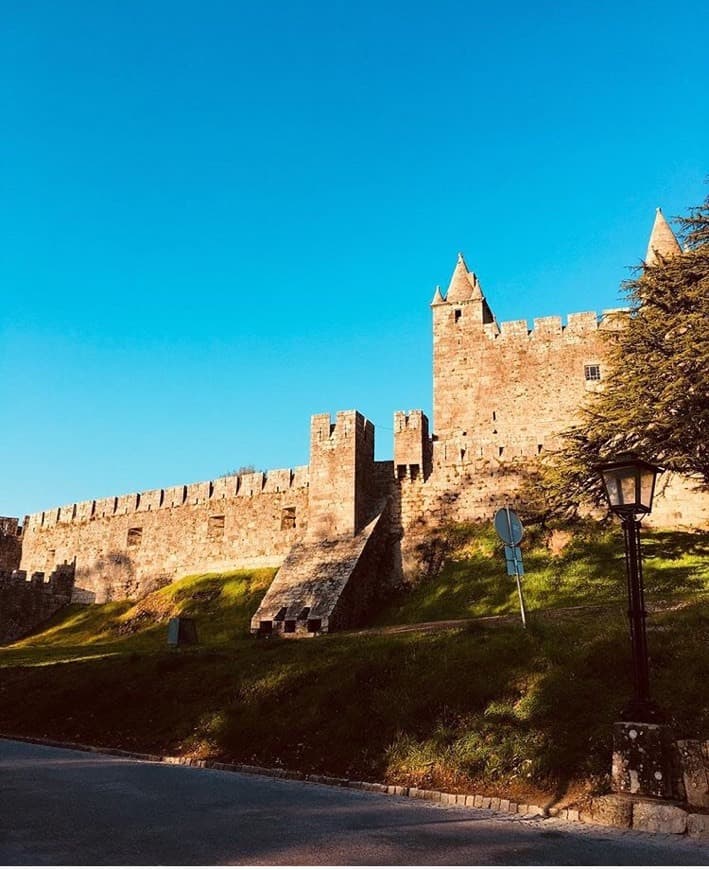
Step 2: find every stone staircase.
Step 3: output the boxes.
[250,503,389,636]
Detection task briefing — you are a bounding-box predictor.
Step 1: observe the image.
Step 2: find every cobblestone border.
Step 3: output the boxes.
[2,732,706,842]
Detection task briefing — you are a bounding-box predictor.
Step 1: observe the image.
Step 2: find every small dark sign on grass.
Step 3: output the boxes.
[167,616,198,646]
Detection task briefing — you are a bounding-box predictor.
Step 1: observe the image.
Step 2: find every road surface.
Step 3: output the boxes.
[0,739,706,865]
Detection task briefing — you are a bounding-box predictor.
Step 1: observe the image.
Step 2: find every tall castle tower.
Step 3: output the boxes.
[431,256,613,465]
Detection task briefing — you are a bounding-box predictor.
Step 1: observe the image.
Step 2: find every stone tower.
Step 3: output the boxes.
[307,410,376,540]
[431,253,496,449]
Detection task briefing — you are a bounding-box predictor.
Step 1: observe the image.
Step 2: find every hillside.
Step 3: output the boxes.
[0,525,707,809]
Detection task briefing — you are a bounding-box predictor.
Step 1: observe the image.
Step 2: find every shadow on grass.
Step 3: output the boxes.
[1,600,707,802]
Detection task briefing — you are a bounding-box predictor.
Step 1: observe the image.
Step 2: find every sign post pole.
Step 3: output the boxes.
[494,507,528,629]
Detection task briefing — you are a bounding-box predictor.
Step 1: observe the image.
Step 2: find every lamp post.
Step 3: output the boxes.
[596,453,675,799]
[596,453,663,721]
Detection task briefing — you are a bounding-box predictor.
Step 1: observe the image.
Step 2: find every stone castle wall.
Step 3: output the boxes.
[20,468,309,603]
[8,229,708,616]
[432,298,628,464]
[0,517,23,573]
[0,564,75,645]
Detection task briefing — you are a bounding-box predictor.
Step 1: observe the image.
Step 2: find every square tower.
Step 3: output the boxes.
[308,410,375,540]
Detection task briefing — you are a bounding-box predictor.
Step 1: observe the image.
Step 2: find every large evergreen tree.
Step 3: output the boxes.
[545,193,709,515]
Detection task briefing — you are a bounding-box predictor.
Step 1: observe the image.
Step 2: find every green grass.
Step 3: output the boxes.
[0,527,707,805]
[373,524,709,625]
[0,568,276,667]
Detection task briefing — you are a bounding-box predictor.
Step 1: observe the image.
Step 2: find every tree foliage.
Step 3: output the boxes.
[545,193,709,517]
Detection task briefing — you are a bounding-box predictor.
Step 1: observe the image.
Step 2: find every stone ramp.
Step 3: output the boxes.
[250,505,388,636]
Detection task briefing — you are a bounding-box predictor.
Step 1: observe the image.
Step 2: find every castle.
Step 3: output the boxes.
[1,209,707,639]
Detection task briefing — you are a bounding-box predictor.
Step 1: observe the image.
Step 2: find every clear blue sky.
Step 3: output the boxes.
[1,0,707,519]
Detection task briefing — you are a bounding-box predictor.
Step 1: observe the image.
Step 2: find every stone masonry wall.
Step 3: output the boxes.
[0,517,23,573]
[432,298,626,464]
[20,468,309,603]
[0,564,74,645]
[307,411,376,541]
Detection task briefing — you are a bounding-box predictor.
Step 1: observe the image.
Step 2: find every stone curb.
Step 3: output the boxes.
[1,733,706,841]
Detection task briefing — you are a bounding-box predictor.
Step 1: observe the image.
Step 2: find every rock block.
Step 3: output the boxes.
[687,813,709,841]
[612,721,674,798]
[632,800,687,834]
[590,795,633,828]
[677,740,709,808]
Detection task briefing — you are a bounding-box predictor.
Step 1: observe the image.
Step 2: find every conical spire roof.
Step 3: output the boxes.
[645,207,681,265]
[446,253,484,303]
[430,285,445,306]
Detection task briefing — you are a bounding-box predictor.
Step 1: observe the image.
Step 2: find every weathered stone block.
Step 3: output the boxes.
[687,813,709,841]
[590,795,633,828]
[632,800,687,834]
[612,721,674,798]
[677,740,709,808]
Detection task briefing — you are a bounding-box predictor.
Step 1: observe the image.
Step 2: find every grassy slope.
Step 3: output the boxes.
[0,527,707,806]
[373,525,709,625]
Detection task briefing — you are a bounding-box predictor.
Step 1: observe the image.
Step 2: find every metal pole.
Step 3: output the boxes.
[621,515,651,712]
[514,568,527,629]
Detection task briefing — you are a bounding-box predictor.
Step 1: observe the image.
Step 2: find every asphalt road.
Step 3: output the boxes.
[0,739,706,865]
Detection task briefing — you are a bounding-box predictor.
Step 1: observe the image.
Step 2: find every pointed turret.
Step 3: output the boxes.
[446,253,479,303]
[645,207,681,265]
[430,285,445,306]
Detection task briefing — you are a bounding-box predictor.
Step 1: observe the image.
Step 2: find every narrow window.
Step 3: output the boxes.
[280,507,296,530]
[454,309,462,323]
[127,527,142,548]
[499,447,504,457]
[537,444,543,454]
[208,515,225,538]
[396,464,407,481]
[410,464,420,480]
[584,364,601,381]
[492,411,497,421]
[460,448,466,462]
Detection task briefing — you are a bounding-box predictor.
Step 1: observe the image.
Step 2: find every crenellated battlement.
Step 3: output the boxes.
[25,464,311,530]
[394,410,432,481]
[311,410,374,446]
[0,561,74,596]
[484,309,629,341]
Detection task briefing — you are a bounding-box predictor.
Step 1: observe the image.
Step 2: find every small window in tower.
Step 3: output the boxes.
[454,309,462,323]
[127,527,142,548]
[281,506,296,530]
[492,411,497,421]
[410,464,420,480]
[537,444,543,455]
[499,447,504,457]
[584,364,601,381]
[460,448,466,462]
[208,515,225,538]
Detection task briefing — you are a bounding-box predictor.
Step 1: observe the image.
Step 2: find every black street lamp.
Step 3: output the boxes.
[596,453,663,722]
